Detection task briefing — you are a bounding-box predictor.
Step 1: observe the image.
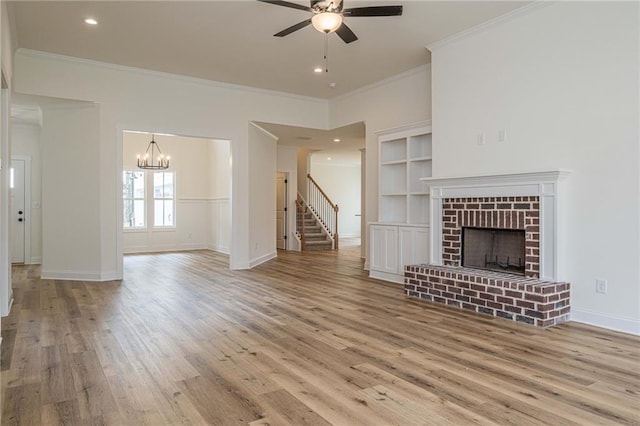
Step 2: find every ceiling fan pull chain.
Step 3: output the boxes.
[324,32,329,73]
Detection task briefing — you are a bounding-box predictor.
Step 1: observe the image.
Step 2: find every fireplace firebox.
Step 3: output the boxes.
[462,227,525,275]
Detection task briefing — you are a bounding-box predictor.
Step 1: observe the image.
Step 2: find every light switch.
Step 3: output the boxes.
[477,133,485,145]
[498,130,507,142]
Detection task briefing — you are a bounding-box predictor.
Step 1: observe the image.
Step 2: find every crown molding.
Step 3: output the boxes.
[427,1,553,52]
[15,48,330,106]
[329,63,431,103]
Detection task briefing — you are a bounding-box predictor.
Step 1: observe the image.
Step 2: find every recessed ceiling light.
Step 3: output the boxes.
[328,83,337,88]
[313,67,323,74]
[84,18,98,25]
[327,157,332,160]
[333,138,341,143]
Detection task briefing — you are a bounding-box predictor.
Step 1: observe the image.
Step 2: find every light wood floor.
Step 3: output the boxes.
[2,245,639,425]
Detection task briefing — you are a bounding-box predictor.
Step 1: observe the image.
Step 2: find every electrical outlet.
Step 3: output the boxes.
[595,279,607,294]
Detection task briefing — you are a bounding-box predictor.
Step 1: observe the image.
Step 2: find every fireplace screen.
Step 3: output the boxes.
[462,227,526,275]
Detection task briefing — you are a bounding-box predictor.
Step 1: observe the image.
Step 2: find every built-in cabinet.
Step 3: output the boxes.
[370,121,432,283]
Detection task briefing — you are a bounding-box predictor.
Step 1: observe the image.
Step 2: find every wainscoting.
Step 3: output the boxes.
[123,198,230,254]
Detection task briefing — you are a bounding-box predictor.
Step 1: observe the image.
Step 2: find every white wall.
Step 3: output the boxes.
[41,103,103,279]
[310,157,361,238]
[14,50,328,275]
[208,139,231,253]
[248,123,277,267]
[329,65,432,261]
[0,0,15,315]
[11,123,42,263]
[277,145,298,250]
[430,2,639,334]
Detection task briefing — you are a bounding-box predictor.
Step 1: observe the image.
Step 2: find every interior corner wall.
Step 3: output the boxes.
[329,65,432,263]
[296,148,314,200]
[430,2,639,334]
[0,0,15,315]
[248,123,277,267]
[13,50,328,275]
[41,104,102,279]
[208,139,231,254]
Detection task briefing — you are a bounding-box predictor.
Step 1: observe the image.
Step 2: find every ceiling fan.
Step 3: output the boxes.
[258,0,403,44]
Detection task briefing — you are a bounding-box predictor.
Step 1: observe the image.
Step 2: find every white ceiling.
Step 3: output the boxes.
[7,0,530,99]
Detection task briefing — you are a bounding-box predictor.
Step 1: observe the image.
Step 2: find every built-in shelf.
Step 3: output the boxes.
[371,121,432,283]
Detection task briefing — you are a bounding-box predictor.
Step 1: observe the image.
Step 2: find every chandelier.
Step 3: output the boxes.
[137,134,170,170]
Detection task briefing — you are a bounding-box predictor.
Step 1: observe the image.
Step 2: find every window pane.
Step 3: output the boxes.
[124,199,145,228]
[154,200,164,226]
[133,172,145,198]
[164,200,174,226]
[123,171,144,198]
[124,199,133,227]
[163,173,174,197]
[123,171,134,198]
[133,200,145,227]
[154,173,164,198]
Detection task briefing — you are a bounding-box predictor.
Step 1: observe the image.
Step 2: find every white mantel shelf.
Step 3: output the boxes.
[423,169,572,282]
[420,169,572,188]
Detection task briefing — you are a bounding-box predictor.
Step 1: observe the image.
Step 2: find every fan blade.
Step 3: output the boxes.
[257,0,312,12]
[335,23,358,44]
[274,19,312,37]
[343,5,403,17]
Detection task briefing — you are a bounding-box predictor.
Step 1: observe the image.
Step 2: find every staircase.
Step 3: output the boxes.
[297,209,333,250]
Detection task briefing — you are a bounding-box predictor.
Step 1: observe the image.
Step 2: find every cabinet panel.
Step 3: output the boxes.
[399,226,430,269]
[370,225,399,274]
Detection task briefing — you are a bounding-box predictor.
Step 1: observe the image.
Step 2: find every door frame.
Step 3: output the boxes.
[10,156,31,264]
[276,171,288,250]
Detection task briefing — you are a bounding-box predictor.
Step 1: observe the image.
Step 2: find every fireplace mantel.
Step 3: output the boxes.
[421,169,571,282]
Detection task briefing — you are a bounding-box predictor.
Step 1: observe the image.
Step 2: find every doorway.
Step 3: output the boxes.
[10,157,30,264]
[276,172,288,250]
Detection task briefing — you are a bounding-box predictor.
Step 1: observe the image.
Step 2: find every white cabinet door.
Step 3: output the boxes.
[399,226,430,270]
[370,225,399,274]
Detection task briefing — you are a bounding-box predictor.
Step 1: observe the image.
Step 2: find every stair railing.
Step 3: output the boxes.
[295,195,307,251]
[307,174,339,249]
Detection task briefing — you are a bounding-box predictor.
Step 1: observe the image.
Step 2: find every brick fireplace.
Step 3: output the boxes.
[443,196,540,277]
[405,170,571,327]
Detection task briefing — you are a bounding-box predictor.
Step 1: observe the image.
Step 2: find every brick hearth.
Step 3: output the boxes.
[405,265,570,327]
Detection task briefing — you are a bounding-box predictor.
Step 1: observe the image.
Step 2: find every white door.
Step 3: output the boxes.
[10,159,26,263]
[276,172,287,250]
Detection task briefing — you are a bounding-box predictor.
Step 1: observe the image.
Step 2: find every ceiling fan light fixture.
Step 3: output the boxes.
[311,12,343,33]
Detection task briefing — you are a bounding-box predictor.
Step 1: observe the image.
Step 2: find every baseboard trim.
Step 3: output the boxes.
[207,244,230,255]
[571,308,640,336]
[41,270,114,282]
[369,269,404,284]
[249,251,277,269]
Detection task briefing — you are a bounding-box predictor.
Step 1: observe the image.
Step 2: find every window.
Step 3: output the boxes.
[123,171,145,228]
[153,172,175,227]
[123,171,175,229]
